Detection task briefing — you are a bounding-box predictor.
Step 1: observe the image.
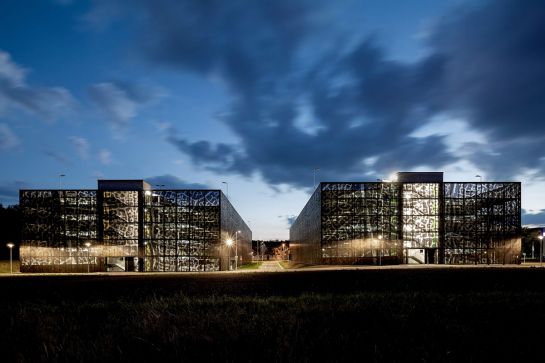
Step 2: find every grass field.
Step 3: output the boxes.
[237,261,263,270]
[1,267,545,362]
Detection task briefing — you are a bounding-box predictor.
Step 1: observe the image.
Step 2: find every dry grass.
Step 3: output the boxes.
[1,268,545,362]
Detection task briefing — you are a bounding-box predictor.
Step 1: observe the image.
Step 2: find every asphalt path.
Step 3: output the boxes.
[257,260,283,272]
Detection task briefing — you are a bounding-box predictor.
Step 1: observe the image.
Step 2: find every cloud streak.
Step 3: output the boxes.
[146,174,209,189]
[0,180,27,205]
[43,149,72,166]
[69,136,89,159]
[522,209,545,226]
[98,149,112,165]
[0,50,75,121]
[89,81,164,128]
[0,123,19,150]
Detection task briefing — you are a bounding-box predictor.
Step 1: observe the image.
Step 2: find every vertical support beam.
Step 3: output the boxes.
[175,193,179,272]
[319,183,323,265]
[397,182,404,264]
[138,190,145,272]
[438,181,445,264]
[189,191,193,271]
[97,191,104,248]
[97,190,105,273]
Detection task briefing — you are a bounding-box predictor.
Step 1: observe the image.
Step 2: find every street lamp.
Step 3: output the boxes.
[378,235,383,266]
[222,181,229,200]
[84,242,91,273]
[59,174,66,189]
[6,243,14,274]
[226,238,233,270]
[539,235,544,267]
[475,175,482,182]
[235,230,241,270]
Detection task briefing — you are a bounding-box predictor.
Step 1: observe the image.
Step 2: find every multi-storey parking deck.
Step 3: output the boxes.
[20,180,251,272]
[290,172,521,265]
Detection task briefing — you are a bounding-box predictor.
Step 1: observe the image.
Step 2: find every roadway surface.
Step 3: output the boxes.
[257,260,283,272]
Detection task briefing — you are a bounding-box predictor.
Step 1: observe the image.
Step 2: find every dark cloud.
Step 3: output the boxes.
[0,180,27,205]
[139,0,312,93]
[146,174,209,189]
[0,50,75,121]
[278,215,298,227]
[164,29,455,186]
[166,137,243,170]
[426,0,545,179]
[89,0,545,187]
[522,209,545,226]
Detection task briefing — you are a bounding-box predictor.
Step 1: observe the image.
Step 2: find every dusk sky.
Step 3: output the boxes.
[1,0,544,239]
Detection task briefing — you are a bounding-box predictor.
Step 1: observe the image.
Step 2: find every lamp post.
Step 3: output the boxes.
[538,234,543,266]
[59,174,66,189]
[6,243,14,274]
[226,238,233,270]
[313,168,320,190]
[235,230,241,270]
[222,181,229,200]
[378,235,383,266]
[475,175,482,182]
[84,242,91,273]
[247,220,253,259]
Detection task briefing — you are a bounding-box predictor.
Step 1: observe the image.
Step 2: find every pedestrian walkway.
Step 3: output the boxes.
[257,261,283,272]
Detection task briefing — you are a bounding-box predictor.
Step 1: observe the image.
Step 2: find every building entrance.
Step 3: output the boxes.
[105,257,137,272]
[405,248,438,264]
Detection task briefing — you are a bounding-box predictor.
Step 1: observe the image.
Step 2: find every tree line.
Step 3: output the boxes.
[0,204,21,260]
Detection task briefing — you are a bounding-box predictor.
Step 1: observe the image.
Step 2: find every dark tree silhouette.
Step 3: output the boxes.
[0,204,21,260]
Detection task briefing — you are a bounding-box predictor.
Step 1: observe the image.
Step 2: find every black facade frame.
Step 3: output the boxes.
[20,188,251,272]
[290,181,521,265]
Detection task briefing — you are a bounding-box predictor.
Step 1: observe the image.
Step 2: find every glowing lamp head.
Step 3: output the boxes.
[539,235,544,241]
[84,242,91,248]
[378,235,383,240]
[7,243,14,249]
[226,239,234,247]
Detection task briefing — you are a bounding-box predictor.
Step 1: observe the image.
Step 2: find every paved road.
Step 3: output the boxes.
[258,261,283,272]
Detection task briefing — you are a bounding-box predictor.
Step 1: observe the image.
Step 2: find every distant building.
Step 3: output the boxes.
[20,180,251,272]
[290,172,521,265]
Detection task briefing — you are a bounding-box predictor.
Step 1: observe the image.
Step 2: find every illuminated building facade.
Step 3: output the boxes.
[290,172,521,265]
[20,180,251,272]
